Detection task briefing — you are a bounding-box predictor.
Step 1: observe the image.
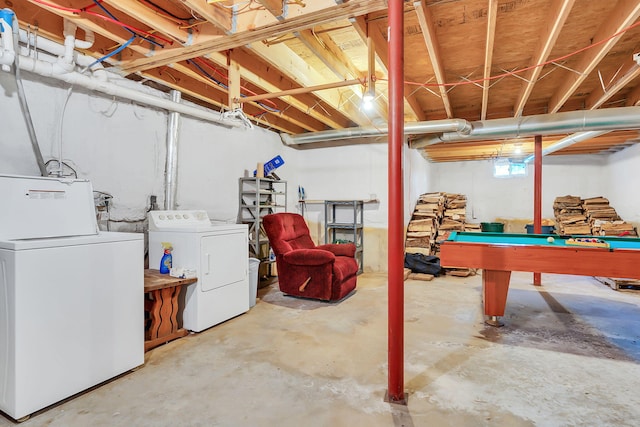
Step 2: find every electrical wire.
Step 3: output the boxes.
[137,0,194,23]
[393,19,640,89]
[189,58,281,112]
[85,35,135,70]
[88,0,166,48]
[30,0,172,46]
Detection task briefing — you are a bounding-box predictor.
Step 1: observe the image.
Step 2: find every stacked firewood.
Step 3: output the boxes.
[553,195,637,236]
[405,192,476,277]
[553,195,591,234]
[405,192,444,256]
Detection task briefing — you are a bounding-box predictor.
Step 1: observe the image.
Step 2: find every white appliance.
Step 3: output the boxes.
[148,210,249,332]
[0,174,144,421]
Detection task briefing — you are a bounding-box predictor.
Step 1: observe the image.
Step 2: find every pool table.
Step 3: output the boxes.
[439,232,640,326]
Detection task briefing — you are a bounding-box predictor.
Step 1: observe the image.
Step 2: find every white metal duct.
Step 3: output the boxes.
[410,107,640,148]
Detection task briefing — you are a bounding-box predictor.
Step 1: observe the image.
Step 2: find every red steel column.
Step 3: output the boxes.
[533,135,542,286]
[387,0,406,404]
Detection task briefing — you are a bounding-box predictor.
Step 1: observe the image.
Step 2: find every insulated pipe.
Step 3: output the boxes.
[15,55,241,128]
[411,107,640,148]
[165,90,181,210]
[281,119,471,146]
[387,0,406,405]
[523,130,610,163]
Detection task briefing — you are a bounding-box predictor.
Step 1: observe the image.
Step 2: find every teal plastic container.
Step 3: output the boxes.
[525,224,555,234]
[481,222,505,233]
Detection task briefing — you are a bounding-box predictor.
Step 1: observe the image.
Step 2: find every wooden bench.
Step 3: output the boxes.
[144,269,197,352]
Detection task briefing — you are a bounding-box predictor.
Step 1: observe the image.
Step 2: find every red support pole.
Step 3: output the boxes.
[533,135,542,286]
[387,0,406,404]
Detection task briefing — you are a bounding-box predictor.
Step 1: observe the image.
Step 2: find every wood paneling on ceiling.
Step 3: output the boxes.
[13,0,640,161]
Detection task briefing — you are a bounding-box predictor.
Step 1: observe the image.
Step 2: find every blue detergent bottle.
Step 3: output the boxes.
[160,242,173,274]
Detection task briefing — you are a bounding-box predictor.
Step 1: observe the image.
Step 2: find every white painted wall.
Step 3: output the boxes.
[428,155,608,222]
[606,143,640,225]
[10,69,640,271]
[2,70,425,271]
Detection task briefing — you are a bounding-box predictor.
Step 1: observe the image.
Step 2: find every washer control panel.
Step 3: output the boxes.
[148,210,211,230]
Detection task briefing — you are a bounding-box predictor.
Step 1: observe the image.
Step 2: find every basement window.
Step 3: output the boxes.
[494,159,527,178]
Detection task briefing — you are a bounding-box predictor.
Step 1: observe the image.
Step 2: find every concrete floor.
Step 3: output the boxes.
[3,272,640,426]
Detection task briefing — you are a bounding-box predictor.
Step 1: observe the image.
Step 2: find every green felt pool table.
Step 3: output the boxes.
[439,232,640,326]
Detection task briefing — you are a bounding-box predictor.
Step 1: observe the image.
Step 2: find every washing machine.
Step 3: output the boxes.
[148,210,249,332]
[0,174,143,421]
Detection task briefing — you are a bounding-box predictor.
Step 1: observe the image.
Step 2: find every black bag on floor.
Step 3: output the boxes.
[404,253,441,276]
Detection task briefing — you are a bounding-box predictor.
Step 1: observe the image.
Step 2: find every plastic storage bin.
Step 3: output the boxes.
[248,258,260,308]
[481,222,505,233]
[525,224,555,234]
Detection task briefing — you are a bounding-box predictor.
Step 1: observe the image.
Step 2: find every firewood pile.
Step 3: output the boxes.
[405,192,477,277]
[553,195,637,236]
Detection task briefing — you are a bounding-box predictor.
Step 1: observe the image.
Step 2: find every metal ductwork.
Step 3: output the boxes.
[522,130,610,163]
[280,118,471,146]
[410,107,640,149]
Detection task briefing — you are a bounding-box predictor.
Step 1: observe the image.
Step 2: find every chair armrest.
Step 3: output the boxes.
[316,243,356,257]
[282,249,335,266]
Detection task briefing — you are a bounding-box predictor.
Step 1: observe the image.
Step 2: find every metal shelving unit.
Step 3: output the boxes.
[324,200,363,274]
[238,177,287,273]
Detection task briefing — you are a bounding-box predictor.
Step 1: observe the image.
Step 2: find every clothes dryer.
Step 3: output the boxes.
[148,210,249,332]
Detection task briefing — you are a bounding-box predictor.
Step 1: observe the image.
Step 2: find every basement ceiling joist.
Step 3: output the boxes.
[13,0,640,161]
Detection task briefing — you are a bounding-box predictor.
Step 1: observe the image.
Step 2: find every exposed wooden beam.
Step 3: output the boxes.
[548,0,640,113]
[295,28,387,121]
[180,0,232,33]
[25,0,151,58]
[256,0,284,18]
[296,29,356,80]
[481,0,498,120]
[226,50,241,109]
[513,0,575,117]
[121,0,388,74]
[351,15,425,121]
[248,40,371,126]
[204,50,349,129]
[103,0,189,44]
[585,57,640,109]
[414,0,453,118]
[238,79,363,103]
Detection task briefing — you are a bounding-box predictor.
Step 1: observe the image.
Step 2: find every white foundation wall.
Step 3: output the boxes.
[0,72,290,230]
[427,156,608,225]
[3,72,435,272]
[606,143,640,225]
[292,143,386,272]
[1,72,166,230]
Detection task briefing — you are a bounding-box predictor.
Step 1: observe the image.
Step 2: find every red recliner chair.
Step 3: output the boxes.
[262,213,358,301]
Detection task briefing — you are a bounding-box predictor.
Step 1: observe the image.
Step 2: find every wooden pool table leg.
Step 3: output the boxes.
[482,269,512,327]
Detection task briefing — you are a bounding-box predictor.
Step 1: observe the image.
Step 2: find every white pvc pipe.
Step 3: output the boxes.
[0,11,15,70]
[15,54,242,128]
[18,29,107,79]
[64,20,94,50]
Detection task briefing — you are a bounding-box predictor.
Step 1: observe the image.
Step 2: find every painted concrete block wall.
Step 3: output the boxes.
[1,72,439,272]
[427,156,607,226]
[606,143,640,226]
[290,143,388,272]
[175,120,293,223]
[1,73,165,230]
